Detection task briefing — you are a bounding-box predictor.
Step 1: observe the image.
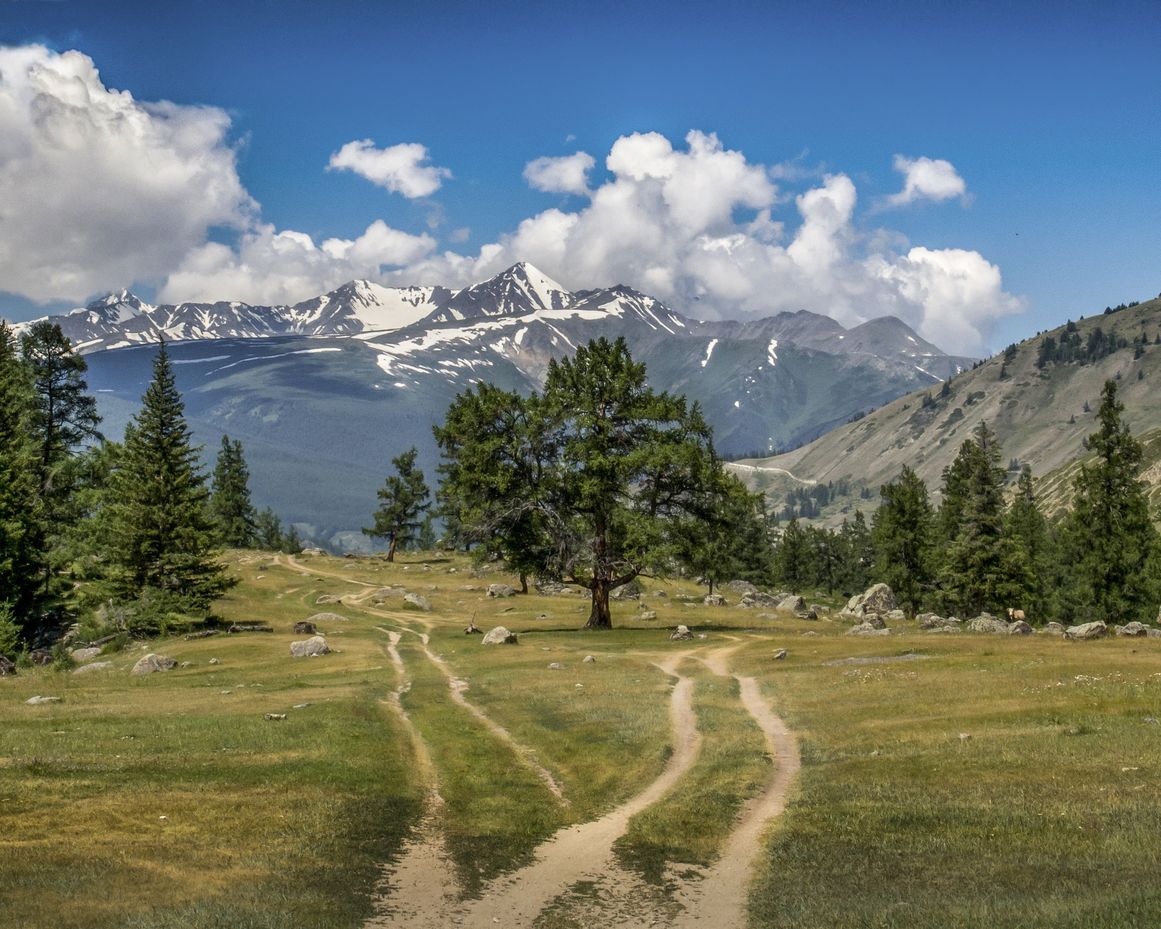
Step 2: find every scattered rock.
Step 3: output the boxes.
[487,584,517,599]
[481,626,518,645]
[183,630,219,640]
[264,713,287,721]
[583,655,596,664]
[825,654,928,666]
[73,661,113,674]
[70,646,102,662]
[227,622,274,634]
[208,657,221,665]
[773,648,788,660]
[29,648,53,666]
[738,591,782,609]
[795,607,819,621]
[179,661,193,668]
[959,732,972,742]
[704,593,726,607]
[1148,628,1161,639]
[725,579,758,595]
[536,613,549,621]
[778,594,806,612]
[861,614,887,630]
[131,654,177,675]
[639,610,658,621]
[315,594,342,604]
[26,695,62,705]
[886,609,907,622]
[464,621,482,635]
[1008,620,1033,635]
[670,625,694,641]
[370,587,404,602]
[1064,621,1108,641]
[293,621,317,635]
[967,616,1011,635]
[842,583,897,618]
[846,622,890,637]
[458,584,482,592]
[547,662,565,670]
[403,593,432,612]
[918,612,957,630]
[611,579,642,601]
[1116,621,1149,637]
[290,635,331,658]
[305,612,348,624]
[1043,622,1066,636]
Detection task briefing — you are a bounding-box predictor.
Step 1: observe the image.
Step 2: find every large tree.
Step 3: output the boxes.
[1064,380,1158,623]
[209,435,258,548]
[437,337,723,629]
[1004,464,1050,620]
[871,466,935,615]
[0,323,41,632]
[104,341,232,611]
[364,446,431,562]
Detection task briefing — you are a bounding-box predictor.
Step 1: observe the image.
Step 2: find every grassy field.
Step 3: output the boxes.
[3,551,1161,927]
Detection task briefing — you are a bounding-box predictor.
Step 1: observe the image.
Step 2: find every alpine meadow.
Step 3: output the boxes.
[3,3,1161,928]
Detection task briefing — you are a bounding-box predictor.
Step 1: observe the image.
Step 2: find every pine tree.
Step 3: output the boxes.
[938,422,1016,616]
[871,466,934,615]
[255,507,286,551]
[104,341,232,613]
[837,510,873,594]
[364,446,431,562]
[0,322,42,635]
[774,518,811,590]
[1064,380,1158,623]
[1004,464,1048,620]
[209,436,258,548]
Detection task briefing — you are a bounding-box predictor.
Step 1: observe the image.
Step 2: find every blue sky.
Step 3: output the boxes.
[1,0,1158,354]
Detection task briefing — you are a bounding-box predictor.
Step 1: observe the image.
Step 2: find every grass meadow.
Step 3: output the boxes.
[2,551,1160,927]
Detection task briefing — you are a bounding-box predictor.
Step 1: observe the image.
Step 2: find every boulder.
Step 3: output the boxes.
[670,625,694,641]
[1008,620,1033,635]
[725,580,758,595]
[26,695,62,705]
[1116,622,1149,637]
[290,635,331,658]
[1149,629,1161,639]
[371,587,403,602]
[611,579,643,601]
[582,654,596,663]
[70,646,102,662]
[293,621,317,635]
[403,593,432,612]
[639,610,658,621]
[29,648,53,666]
[795,607,819,621]
[73,661,113,674]
[846,622,890,637]
[535,578,567,595]
[481,626,518,645]
[131,654,177,675]
[306,612,348,624]
[967,616,1011,635]
[861,614,887,630]
[547,662,564,670]
[315,594,342,604]
[844,583,897,618]
[464,621,482,635]
[739,591,781,609]
[773,648,788,660]
[1064,621,1108,641]
[227,622,274,634]
[487,584,517,599]
[778,594,807,612]
[1043,622,1066,636]
[886,609,907,622]
[0,655,17,676]
[704,593,726,607]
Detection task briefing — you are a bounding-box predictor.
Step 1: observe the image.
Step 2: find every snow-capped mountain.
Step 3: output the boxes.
[21,262,974,547]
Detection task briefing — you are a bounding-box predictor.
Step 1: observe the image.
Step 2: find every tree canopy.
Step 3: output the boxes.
[365,446,431,561]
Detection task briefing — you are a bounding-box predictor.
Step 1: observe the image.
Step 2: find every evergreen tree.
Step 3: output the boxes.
[1064,380,1158,623]
[104,341,232,613]
[0,322,42,634]
[255,507,286,551]
[1004,464,1049,620]
[837,510,873,594]
[938,422,1017,616]
[364,446,431,561]
[681,473,771,595]
[774,518,811,590]
[417,513,438,551]
[871,466,934,615]
[209,436,258,548]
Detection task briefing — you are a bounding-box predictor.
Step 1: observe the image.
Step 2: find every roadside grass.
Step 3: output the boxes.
[735,634,1161,929]
[615,664,769,883]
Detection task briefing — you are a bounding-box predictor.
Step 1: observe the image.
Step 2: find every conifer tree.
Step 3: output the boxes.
[774,517,811,590]
[104,341,231,612]
[0,322,41,633]
[255,507,286,551]
[871,466,934,614]
[20,322,102,601]
[837,510,873,594]
[365,446,431,561]
[1004,464,1048,619]
[1065,380,1158,623]
[210,436,258,548]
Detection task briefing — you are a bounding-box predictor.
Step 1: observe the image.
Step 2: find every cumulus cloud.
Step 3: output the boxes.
[886,155,968,207]
[523,151,596,196]
[327,140,451,198]
[0,44,253,303]
[159,221,436,306]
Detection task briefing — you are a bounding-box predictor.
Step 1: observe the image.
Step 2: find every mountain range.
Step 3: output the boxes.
[13,262,975,549]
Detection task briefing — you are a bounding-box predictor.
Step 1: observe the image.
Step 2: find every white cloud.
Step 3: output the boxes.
[327,139,451,198]
[523,151,596,196]
[160,221,435,305]
[886,155,968,207]
[0,44,253,303]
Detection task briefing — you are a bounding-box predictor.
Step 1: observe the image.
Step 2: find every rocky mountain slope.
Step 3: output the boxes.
[14,263,976,547]
[732,294,1161,524]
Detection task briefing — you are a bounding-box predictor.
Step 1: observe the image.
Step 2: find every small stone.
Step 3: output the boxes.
[403,593,432,612]
[547,662,564,670]
[293,621,317,635]
[264,713,287,721]
[179,661,193,668]
[26,695,62,705]
[959,732,972,742]
[583,655,596,663]
[639,610,658,620]
[670,625,694,640]
[464,621,482,635]
[209,657,221,665]
[773,649,788,660]
[703,594,726,607]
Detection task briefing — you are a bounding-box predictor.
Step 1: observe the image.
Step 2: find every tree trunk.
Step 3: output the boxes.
[519,573,528,594]
[386,534,397,562]
[585,579,613,629]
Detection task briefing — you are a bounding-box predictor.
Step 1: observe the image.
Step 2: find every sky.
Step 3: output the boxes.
[0,0,1158,355]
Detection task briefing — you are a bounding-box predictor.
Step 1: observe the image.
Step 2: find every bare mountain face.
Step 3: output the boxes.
[732,295,1161,525]
[18,262,974,547]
